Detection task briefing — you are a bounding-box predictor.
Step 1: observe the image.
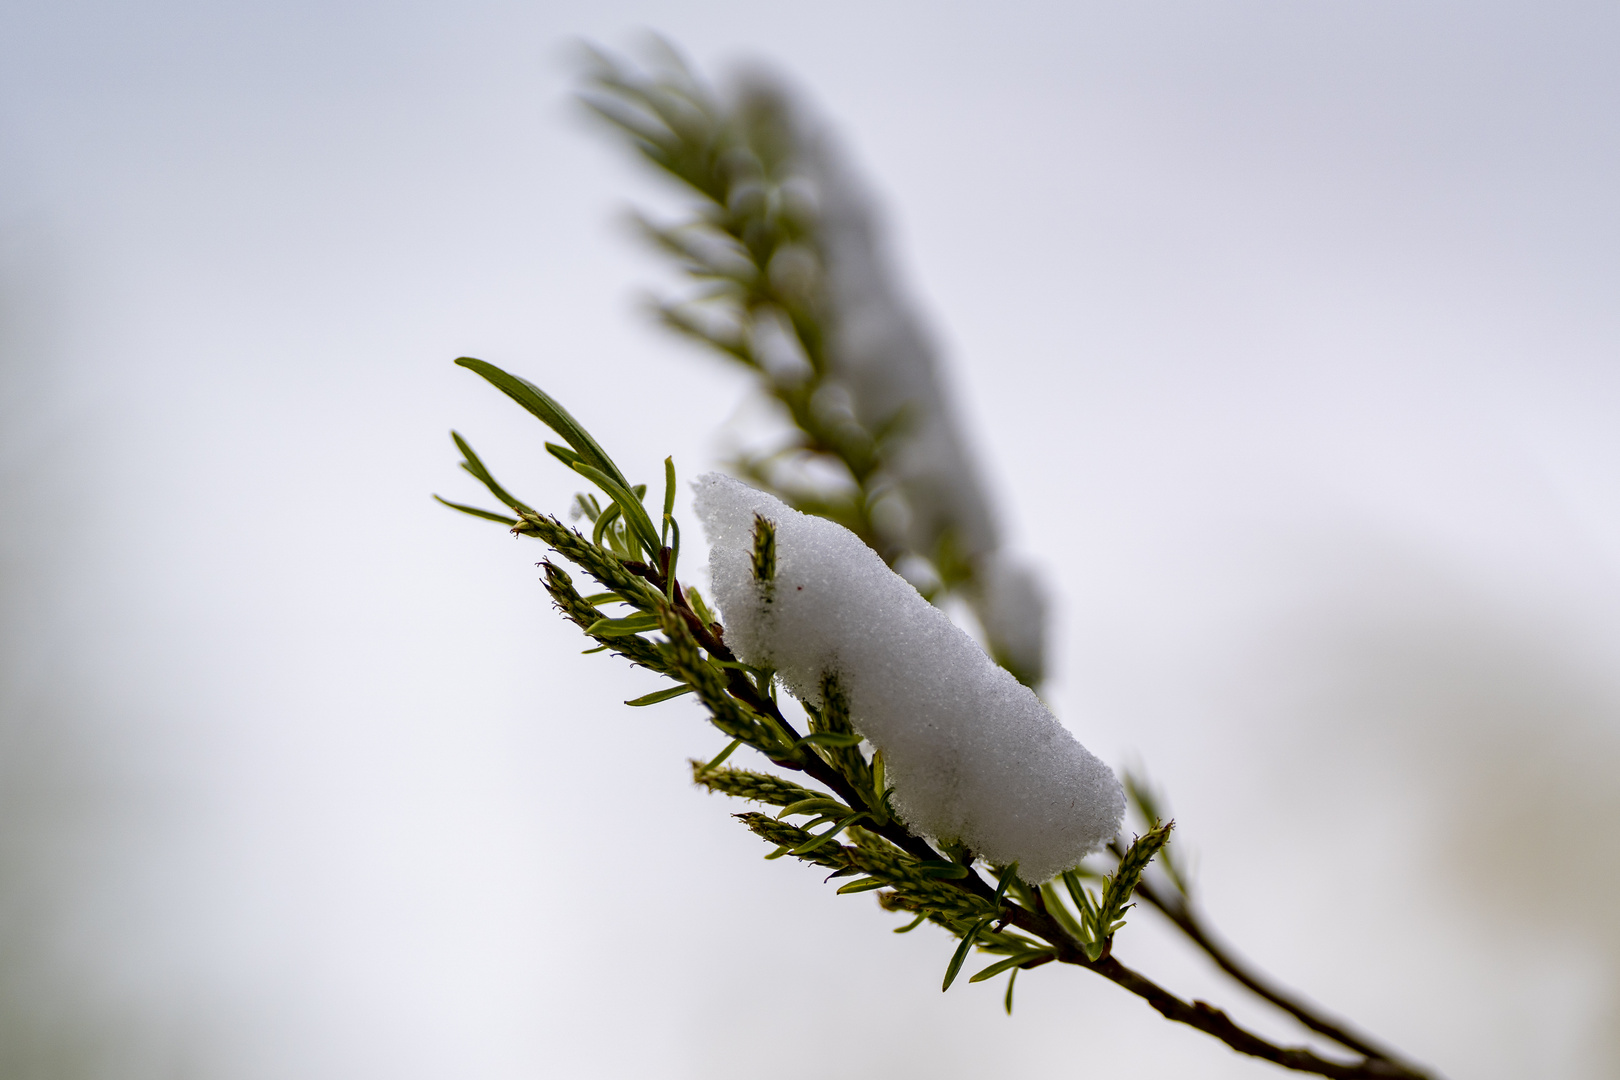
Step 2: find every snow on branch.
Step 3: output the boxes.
[695,473,1123,883]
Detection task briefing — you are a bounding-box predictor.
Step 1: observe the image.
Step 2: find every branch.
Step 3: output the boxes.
[1083,955,1432,1080]
[1128,861,1423,1071]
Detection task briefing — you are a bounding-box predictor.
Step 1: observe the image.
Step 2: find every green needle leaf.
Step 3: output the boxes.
[432,495,519,527]
[789,813,865,855]
[661,456,676,544]
[454,357,632,490]
[623,685,694,707]
[992,863,1019,906]
[591,502,623,549]
[1039,882,1088,943]
[796,732,863,749]
[664,514,680,601]
[570,461,662,559]
[835,877,887,894]
[585,614,662,636]
[1062,870,1098,924]
[449,432,535,515]
[914,861,971,879]
[968,949,1053,984]
[698,739,743,773]
[776,797,851,819]
[942,918,994,992]
[545,442,583,468]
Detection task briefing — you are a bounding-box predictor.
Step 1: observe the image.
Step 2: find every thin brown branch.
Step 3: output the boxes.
[1131,870,1422,1070]
[1082,955,1430,1080]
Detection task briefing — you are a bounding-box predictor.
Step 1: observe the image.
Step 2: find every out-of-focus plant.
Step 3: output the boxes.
[579,41,1049,689]
[436,42,1439,1080]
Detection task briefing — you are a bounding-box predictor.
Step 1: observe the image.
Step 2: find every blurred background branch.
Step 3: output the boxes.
[581,44,1050,687]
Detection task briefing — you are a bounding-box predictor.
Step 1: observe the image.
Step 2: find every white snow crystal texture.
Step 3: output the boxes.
[693,473,1123,883]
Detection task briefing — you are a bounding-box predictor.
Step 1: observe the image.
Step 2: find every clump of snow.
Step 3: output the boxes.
[693,473,1123,883]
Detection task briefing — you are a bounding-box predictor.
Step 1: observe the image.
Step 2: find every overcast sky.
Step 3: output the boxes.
[2,2,1618,1078]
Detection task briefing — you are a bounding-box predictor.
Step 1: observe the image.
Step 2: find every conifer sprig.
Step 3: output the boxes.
[440,360,1434,1080]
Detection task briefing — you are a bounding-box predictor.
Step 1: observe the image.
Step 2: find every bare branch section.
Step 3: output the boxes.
[1113,778,1429,1073]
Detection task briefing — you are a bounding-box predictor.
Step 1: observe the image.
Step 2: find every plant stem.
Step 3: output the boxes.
[1132,874,1414,1066]
[1082,955,1433,1080]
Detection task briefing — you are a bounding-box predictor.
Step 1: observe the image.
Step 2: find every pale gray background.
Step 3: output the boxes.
[2,2,1617,1077]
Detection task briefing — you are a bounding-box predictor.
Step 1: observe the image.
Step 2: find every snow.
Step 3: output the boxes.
[693,473,1123,883]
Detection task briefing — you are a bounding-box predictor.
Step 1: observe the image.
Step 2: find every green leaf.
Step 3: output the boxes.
[968,949,1053,984]
[545,442,583,468]
[893,913,928,934]
[663,514,681,601]
[432,495,518,527]
[789,813,865,855]
[623,685,693,707]
[581,593,624,605]
[776,797,850,820]
[914,861,971,879]
[797,732,863,749]
[591,501,623,549]
[580,645,609,654]
[571,461,662,559]
[661,456,676,544]
[450,432,535,515]
[570,492,602,523]
[835,877,887,895]
[942,918,994,991]
[991,863,1019,906]
[1039,882,1089,944]
[686,585,716,627]
[585,614,661,636]
[1062,870,1098,924]
[698,738,742,773]
[1004,968,1018,1015]
[454,358,632,490]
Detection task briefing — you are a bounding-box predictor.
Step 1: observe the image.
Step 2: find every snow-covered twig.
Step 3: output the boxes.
[436,358,1435,1080]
